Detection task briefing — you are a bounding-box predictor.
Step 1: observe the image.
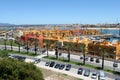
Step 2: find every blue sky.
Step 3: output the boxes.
[0,0,120,24]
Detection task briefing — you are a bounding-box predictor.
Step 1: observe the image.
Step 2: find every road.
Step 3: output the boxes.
[0,45,120,79]
[0,45,120,71]
[46,50,120,72]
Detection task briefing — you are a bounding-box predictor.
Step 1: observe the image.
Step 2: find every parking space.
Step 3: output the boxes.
[32,59,114,80]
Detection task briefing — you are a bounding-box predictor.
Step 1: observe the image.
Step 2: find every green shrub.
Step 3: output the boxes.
[0,58,44,80]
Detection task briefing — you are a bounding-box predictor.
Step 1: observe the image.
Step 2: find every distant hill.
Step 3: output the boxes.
[0,23,15,26]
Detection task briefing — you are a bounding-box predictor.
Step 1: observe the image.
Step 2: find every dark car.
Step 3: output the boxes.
[32,48,38,51]
[113,61,118,67]
[24,46,29,50]
[34,58,41,64]
[77,68,83,75]
[80,56,83,60]
[84,69,90,77]
[12,55,26,61]
[54,64,60,69]
[96,58,100,63]
[59,52,62,56]
[49,61,55,67]
[42,50,46,54]
[85,57,89,61]
[45,62,50,66]
[59,64,65,70]
[90,57,94,62]
[18,56,26,61]
[115,78,120,80]
[65,64,71,71]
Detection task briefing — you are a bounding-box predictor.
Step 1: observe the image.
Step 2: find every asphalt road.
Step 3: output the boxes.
[47,50,120,72]
[1,45,120,80]
[0,45,120,71]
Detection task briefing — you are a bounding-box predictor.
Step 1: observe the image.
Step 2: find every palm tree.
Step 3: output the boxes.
[9,39,13,51]
[100,48,109,69]
[67,47,71,62]
[26,41,29,54]
[46,43,49,57]
[15,37,21,53]
[55,46,58,59]
[4,39,7,50]
[80,43,86,65]
[17,38,21,53]
[100,48,105,69]
[34,38,38,55]
[44,39,50,57]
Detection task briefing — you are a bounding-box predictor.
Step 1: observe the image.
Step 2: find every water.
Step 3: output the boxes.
[99,29,120,42]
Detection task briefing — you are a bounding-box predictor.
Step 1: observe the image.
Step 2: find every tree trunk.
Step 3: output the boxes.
[68,48,70,62]
[83,49,85,65]
[27,41,29,54]
[35,45,37,55]
[4,39,7,50]
[18,44,20,53]
[55,46,58,59]
[102,51,104,69]
[10,40,13,51]
[46,43,49,57]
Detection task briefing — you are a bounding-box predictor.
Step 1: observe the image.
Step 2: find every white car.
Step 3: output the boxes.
[98,71,105,80]
[91,72,97,79]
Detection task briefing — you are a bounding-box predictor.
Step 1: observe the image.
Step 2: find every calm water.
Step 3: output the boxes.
[100,29,120,42]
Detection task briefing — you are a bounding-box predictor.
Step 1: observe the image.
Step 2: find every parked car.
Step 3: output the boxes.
[10,55,26,61]
[85,57,89,61]
[91,72,97,79]
[98,71,105,80]
[90,57,94,62]
[65,64,71,71]
[80,56,88,61]
[32,48,38,51]
[34,58,41,64]
[77,68,83,75]
[84,69,90,77]
[80,56,83,60]
[59,64,65,70]
[96,58,100,63]
[8,55,14,59]
[49,61,55,67]
[113,61,118,67]
[24,46,30,50]
[59,52,62,56]
[54,64,60,69]
[42,50,46,53]
[17,56,26,61]
[45,62,50,66]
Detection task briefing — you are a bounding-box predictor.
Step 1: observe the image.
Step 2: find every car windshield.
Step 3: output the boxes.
[92,73,97,76]
[67,65,71,67]
[79,68,82,70]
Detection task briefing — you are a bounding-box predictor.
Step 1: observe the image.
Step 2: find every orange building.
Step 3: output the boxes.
[21,33,43,48]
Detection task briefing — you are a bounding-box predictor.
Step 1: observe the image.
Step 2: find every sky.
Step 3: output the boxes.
[0,0,120,24]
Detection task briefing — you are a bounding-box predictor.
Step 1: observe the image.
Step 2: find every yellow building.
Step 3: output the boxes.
[88,40,120,60]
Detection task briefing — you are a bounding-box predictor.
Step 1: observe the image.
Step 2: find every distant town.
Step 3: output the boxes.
[0,23,120,30]
[0,22,120,80]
